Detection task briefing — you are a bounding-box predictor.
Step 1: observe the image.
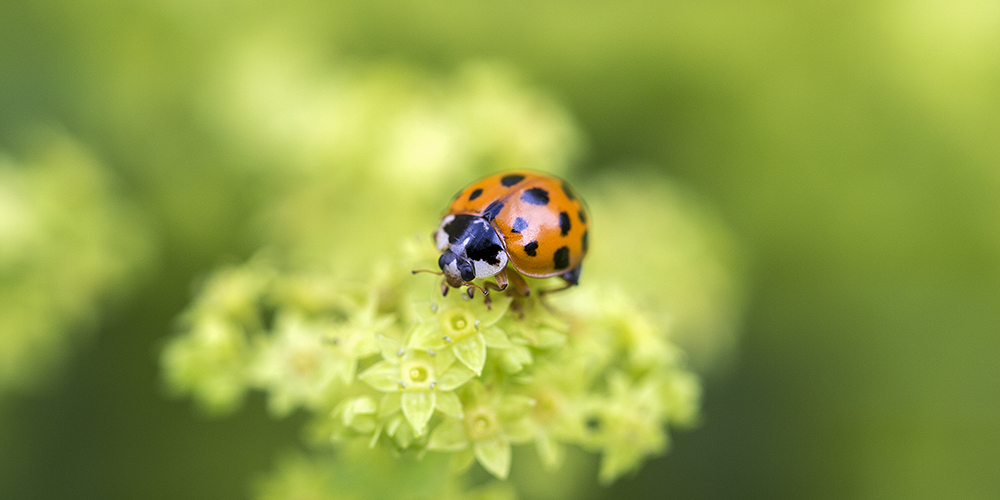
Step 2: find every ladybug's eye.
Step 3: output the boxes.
[460,265,475,282]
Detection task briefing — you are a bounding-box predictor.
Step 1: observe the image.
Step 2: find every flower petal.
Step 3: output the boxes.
[454,332,487,375]
[433,345,456,373]
[434,390,464,418]
[378,392,401,418]
[498,345,533,374]
[475,294,512,327]
[402,391,436,436]
[503,416,535,444]
[437,364,475,391]
[406,322,440,350]
[450,448,476,474]
[482,326,513,349]
[377,335,403,359]
[474,434,512,479]
[426,418,469,451]
[536,435,565,470]
[358,360,401,392]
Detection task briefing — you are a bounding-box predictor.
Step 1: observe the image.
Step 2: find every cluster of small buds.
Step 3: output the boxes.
[161,241,701,491]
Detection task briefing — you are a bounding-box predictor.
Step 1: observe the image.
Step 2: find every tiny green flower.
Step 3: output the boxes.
[427,381,533,480]
[358,335,474,437]
[321,291,394,383]
[509,359,586,470]
[187,259,275,328]
[332,395,379,434]
[579,371,670,485]
[407,294,512,376]
[252,315,346,417]
[161,317,250,413]
[659,368,702,427]
[497,302,568,350]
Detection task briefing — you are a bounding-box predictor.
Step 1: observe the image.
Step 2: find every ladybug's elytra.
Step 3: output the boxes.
[429,171,589,298]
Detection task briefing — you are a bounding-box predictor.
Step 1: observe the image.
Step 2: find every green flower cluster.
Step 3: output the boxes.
[0,133,151,394]
[161,239,700,491]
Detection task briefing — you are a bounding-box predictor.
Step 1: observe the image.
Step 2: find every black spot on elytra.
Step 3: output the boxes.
[559,211,571,236]
[581,230,589,252]
[553,246,570,270]
[482,200,504,220]
[520,187,549,206]
[511,217,528,233]
[561,180,576,201]
[468,188,483,201]
[578,209,587,224]
[501,174,525,187]
[523,241,539,257]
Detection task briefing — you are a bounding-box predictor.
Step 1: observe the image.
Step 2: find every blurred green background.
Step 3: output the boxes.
[2,1,999,499]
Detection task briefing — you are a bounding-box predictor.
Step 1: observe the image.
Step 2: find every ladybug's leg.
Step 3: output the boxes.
[505,269,532,297]
[479,269,512,310]
[484,268,509,292]
[539,265,582,297]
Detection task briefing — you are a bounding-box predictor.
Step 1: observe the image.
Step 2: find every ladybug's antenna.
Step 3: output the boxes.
[411,269,443,276]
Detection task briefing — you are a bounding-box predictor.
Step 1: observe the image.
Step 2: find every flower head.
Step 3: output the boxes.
[427,381,534,480]
[358,335,473,438]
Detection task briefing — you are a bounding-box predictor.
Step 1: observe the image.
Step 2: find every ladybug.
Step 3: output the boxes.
[428,171,590,298]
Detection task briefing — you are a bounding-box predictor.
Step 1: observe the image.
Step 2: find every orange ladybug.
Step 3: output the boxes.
[430,171,589,297]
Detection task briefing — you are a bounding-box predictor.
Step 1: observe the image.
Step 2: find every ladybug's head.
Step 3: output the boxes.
[433,214,509,289]
[438,251,475,288]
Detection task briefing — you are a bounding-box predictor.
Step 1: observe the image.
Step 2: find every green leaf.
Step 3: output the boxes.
[474,434,512,479]
[426,418,469,451]
[402,391,436,436]
[434,390,464,417]
[437,364,475,391]
[358,360,400,392]
[454,332,487,375]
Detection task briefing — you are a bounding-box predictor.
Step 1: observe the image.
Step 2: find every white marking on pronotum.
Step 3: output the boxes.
[434,215,455,250]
